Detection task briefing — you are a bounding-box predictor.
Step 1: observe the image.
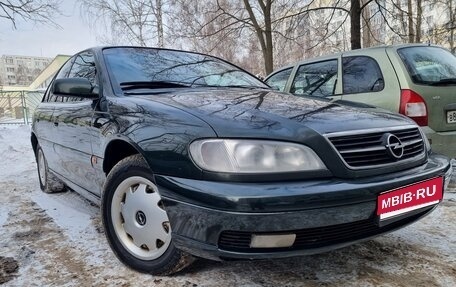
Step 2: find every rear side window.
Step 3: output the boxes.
[398,46,456,85]
[291,60,337,98]
[265,68,292,91]
[342,56,384,94]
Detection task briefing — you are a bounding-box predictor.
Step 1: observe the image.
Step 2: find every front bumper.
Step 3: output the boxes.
[155,154,451,261]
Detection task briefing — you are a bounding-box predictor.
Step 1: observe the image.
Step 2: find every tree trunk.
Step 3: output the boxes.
[263,1,274,74]
[350,0,362,49]
[415,0,422,42]
[242,0,274,75]
[398,0,406,41]
[450,0,455,53]
[362,0,371,48]
[407,0,414,43]
[156,0,164,48]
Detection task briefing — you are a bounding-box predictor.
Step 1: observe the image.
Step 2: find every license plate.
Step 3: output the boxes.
[377,177,443,220]
[447,110,456,123]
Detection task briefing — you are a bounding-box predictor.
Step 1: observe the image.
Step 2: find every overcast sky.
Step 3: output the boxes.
[0,1,99,58]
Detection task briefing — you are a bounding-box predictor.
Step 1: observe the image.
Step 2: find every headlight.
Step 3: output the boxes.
[189,139,326,173]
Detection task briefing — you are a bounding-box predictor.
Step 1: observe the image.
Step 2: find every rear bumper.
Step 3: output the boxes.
[423,127,456,158]
[155,154,451,261]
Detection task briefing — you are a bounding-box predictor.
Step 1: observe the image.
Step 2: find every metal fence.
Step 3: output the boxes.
[0,90,44,125]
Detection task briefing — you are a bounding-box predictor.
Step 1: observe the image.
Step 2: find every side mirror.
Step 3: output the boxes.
[53,78,98,99]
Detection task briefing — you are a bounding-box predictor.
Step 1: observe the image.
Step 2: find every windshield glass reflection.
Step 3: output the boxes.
[103,47,267,92]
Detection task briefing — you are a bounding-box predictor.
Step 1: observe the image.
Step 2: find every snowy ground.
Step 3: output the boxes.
[0,125,455,287]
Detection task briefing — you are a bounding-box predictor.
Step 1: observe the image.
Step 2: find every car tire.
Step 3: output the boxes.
[36,144,66,193]
[102,154,194,275]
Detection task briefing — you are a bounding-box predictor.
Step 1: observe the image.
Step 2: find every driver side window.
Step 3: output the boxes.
[265,68,292,92]
[66,52,97,102]
[68,52,97,86]
[291,60,338,98]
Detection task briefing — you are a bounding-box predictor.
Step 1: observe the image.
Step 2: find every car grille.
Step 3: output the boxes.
[327,127,425,168]
[218,210,427,252]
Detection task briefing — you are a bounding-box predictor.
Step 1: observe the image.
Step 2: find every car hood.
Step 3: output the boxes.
[136,88,415,139]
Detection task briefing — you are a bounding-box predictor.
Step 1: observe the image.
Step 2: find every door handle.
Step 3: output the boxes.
[53,122,59,127]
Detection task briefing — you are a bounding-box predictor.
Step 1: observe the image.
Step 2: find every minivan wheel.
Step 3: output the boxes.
[102,154,194,275]
[36,145,65,193]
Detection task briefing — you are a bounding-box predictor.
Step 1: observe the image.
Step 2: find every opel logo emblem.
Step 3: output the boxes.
[135,211,147,226]
[383,133,404,159]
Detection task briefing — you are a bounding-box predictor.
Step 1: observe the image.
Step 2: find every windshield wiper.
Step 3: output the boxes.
[119,81,191,90]
[196,84,266,89]
[429,78,456,86]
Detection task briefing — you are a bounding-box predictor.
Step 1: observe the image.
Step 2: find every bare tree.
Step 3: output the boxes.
[415,0,422,42]
[407,0,415,42]
[172,0,439,75]
[79,0,453,77]
[435,0,456,52]
[171,0,355,75]
[0,0,61,28]
[79,0,166,47]
[449,0,455,52]
[401,0,455,52]
[349,1,358,47]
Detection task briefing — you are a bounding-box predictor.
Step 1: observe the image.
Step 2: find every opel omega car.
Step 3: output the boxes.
[31,47,452,275]
[265,44,456,158]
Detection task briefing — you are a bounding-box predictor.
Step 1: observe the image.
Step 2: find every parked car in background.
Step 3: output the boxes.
[265,44,456,158]
[32,46,452,276]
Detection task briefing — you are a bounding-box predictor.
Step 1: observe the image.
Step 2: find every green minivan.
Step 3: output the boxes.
[265,44,456,158]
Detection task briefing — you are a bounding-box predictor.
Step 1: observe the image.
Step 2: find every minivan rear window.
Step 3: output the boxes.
[398,46,456,85]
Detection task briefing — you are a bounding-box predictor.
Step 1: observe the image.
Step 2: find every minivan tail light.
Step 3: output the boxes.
[400,89,428,126]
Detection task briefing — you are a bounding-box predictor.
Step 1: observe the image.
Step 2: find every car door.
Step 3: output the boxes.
[338,52,400,111]
[33,57,75,172]
[33,89,57,169]
[50,51,100,193]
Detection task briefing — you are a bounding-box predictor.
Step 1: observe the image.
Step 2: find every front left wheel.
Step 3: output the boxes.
[102,155,194,275]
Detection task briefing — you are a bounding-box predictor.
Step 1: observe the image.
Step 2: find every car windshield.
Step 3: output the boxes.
[397,46,456,85]
[103,47,267,92]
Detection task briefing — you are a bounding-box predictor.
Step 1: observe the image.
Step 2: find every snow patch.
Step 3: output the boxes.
[31,192,95,241]
[0,206,9,227]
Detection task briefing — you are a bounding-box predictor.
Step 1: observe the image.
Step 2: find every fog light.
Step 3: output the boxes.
[250,234,296,248]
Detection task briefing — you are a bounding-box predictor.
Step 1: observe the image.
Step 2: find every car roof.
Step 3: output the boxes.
[267,43,438,77]
[84,45,218,58]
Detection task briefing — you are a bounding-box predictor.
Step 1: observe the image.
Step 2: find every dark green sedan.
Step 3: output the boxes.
[31,46,452,275]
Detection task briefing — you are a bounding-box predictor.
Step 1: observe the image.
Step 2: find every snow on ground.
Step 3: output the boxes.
[0,125,455,286]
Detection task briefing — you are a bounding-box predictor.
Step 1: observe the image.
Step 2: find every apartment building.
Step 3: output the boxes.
[0,55,52,87]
